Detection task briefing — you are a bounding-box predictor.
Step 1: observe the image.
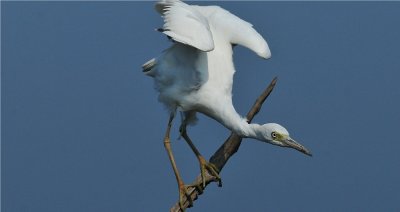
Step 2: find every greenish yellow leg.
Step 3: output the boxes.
[180,125,222,188]
[163,114,193,210]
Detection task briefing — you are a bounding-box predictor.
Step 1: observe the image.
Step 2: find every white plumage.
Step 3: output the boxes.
[143,0,311,209]
[146,0,272,134]
[157,0,214,51]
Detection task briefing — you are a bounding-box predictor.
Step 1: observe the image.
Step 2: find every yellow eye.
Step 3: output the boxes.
[271,132,277,139]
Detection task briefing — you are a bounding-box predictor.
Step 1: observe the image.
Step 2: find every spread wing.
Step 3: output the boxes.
[155,0,214,52]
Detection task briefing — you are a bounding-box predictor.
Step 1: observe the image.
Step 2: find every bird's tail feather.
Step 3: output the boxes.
[142,58,156,76]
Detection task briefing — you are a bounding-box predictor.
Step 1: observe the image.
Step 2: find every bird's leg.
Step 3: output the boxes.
[179,124,222,188]
[163,114,194,210]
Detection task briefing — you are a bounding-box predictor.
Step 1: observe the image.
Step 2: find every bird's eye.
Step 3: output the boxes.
[271,132,277,139]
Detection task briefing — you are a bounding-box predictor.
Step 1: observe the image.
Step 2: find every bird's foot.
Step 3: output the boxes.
[198,156,222,188]
[178,183,194,211]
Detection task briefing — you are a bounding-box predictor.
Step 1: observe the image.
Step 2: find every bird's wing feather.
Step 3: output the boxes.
[155,0,214,52]
[205,6,271,59]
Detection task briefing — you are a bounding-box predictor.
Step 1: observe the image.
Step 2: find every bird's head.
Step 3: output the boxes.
[259,123,312,156]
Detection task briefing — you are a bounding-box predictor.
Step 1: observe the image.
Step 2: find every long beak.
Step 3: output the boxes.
[282,137,312,156]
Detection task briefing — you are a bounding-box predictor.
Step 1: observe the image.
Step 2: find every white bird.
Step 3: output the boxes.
[143,0,311,209]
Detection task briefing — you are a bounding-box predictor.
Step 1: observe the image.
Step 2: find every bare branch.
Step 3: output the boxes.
[170,77,278,212]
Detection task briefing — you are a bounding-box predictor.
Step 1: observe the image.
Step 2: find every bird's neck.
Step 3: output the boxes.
[208,103,265,141]
[230,120,265,141]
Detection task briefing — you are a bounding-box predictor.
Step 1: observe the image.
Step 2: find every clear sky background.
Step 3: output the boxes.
[2,1,400,212]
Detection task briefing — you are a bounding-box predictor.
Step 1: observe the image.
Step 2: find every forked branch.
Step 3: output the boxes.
[170,77,278,212]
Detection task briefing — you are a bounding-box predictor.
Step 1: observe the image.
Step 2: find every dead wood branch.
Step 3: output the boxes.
[170,77,278,212]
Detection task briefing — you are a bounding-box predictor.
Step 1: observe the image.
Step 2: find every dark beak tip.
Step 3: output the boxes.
[304,150,312,157]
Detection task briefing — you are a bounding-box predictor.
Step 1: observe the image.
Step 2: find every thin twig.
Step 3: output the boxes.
[170,77,278,212]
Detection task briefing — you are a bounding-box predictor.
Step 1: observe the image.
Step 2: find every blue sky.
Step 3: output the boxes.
[2,1,400,211]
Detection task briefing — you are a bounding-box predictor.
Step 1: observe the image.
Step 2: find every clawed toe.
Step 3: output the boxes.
[199,157,222,187]
[179,184,194,211]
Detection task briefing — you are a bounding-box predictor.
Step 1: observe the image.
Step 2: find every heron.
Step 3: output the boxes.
[142,0,312,209]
